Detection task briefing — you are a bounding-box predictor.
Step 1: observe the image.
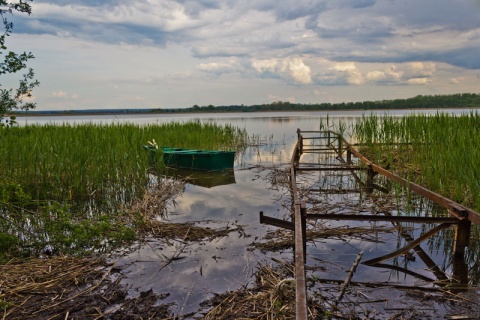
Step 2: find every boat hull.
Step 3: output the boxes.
[145,146,235,171]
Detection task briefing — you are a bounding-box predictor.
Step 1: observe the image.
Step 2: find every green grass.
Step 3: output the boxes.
[0,121,247,259]
[353,112,480,278]
[354,111,480,211]
[0,121,246,203]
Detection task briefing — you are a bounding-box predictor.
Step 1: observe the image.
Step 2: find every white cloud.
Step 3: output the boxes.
[287,58,312,84]
[196,61,237,74]
[406,78,429,85]
[332,62,364,85]
[366,70,386,82]
[51,90,68,98]
[251,59,278,74]
[251,57,312,84]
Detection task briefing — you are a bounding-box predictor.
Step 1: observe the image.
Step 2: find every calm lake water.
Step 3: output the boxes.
[18,109,480,317]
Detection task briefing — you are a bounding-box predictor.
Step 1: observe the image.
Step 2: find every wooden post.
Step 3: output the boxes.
[453,219,471,257]
[337,133,342,157]
[297,129,303,154]
[301,203,307,263]
[452,247,469,287]
[365,165,375,193]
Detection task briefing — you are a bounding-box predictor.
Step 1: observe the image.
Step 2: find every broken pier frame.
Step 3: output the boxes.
[260,129,478,320]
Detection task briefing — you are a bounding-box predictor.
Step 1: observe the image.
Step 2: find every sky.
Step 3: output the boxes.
[3,0,480,110]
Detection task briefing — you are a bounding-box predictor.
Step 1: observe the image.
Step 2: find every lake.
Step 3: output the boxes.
[17,109,480,317]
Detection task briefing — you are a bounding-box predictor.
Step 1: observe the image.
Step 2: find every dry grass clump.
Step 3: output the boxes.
[146,221,245,242]
[254,225,396,252]
[128,176,245,242]
[0,255,176,319]
[202,263,323,319]
[130,176,186,218]
[0,256,110,318]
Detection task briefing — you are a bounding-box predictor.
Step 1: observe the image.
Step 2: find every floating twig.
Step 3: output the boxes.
[333,251,364,309]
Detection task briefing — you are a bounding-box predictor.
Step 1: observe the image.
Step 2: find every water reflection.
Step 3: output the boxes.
[164,168,236,189]
[114,168,289,317]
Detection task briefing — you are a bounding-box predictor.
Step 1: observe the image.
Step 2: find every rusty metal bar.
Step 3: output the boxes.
[301,148,337,152]
[363,223,453,265]
[301,136,332,140]
[287,129,480,319]
[297,162,361,167]
[259,211,294,231]
[321,139,451,281]
[290,134,308,319]
[307,213,460,224]
[301,203,307,263]
[296,166,362,171]
[307,188,362,193]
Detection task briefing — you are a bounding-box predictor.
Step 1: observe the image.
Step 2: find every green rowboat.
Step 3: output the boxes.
[144,146,236,171]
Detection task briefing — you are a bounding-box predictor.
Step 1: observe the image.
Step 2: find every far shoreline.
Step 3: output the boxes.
[13,107,480,118]
[10,92,480,117]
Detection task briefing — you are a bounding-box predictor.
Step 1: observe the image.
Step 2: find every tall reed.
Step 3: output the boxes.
[354,112,480,211]
[0,121,247,207]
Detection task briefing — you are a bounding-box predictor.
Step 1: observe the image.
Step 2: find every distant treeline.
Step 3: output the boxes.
[18,93,480,115]
[165,93,480,113]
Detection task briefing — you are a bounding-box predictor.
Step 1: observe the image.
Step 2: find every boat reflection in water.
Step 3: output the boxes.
[165,168,236,188]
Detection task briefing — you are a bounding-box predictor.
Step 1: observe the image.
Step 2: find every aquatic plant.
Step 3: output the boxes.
[354,111,480,211]
[0,121,247,258]
[0,121,246,205]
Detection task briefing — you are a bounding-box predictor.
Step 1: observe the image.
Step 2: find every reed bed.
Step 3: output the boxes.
[0,121,246,205]
[354,112,480,211]
[0,121,247,258]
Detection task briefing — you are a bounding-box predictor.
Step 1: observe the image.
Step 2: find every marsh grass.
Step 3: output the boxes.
[354,112,480,211]
[0,121,247,258]
[353,112,480,273]
[0,121,246,204]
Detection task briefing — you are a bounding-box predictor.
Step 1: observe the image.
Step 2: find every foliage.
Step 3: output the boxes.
[0,178,136,261]
[18,92,480,116]
[0,121,246,259]
[154,93,480,113]
[0,121,246,204]
[0,0,39,126]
